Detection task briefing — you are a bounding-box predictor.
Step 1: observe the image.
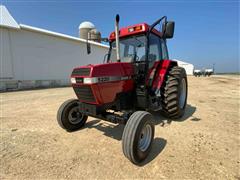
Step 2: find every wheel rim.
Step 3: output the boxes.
[179,78,187,109]
[138,124,152,152]
[68,106,83,124]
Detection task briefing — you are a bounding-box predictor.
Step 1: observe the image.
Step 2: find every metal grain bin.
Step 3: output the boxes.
[79,21,95,40]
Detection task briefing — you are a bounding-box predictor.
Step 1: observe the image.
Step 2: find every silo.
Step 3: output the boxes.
[88,29,101,43]
[79,21,95,40]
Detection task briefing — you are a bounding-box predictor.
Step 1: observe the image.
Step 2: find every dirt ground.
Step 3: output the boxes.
[0,75,239,179]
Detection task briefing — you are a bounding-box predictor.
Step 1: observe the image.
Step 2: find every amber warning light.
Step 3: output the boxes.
[110,32,115,38]
[128,25,143,32]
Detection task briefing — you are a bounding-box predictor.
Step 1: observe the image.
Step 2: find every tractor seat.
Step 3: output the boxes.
[122,56,134,63]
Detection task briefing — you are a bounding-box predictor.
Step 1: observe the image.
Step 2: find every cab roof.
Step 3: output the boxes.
[109,23,163,41]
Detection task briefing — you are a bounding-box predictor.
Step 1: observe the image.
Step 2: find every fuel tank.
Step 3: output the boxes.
[71,62,135,105]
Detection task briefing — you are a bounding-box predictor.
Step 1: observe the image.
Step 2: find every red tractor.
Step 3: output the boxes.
[57,15,188,164]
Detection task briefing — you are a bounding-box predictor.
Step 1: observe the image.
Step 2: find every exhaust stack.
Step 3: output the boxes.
[115,14,120,62]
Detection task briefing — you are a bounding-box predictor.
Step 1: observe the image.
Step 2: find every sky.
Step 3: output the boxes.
[1,0,239,73]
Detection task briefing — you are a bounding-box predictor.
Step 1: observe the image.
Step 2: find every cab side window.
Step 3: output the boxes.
[148,33,162,62]
[161,39,169,59]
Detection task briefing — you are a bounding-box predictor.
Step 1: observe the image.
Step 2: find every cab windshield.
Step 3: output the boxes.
[109,35,146,63]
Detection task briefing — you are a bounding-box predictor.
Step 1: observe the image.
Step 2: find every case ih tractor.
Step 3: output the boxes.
[57,15,188,164]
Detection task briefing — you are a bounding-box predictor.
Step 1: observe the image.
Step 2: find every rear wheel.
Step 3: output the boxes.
[57,99,88,131]
[161,66,188,119]
[122,111,155,164]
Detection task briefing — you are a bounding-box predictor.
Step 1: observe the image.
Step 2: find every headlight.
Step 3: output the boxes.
[83,77,98,84]
[83,78,92,84]
[70,77,76,84]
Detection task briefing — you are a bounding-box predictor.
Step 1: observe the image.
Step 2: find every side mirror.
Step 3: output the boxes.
[162,21,175,39]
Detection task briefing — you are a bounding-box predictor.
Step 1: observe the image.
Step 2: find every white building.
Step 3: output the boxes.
[173,59,194,75]
[0,5,108,91]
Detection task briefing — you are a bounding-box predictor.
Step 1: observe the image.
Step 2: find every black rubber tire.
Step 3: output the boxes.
[57,99,88,131]
[161,66,188,119]
[122,111,155,164]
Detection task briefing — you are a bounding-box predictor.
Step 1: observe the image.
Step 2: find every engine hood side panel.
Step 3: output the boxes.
[71,62,135,105]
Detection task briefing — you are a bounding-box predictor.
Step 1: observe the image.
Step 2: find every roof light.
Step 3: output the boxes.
[134,25,142,31]
[128,25,143,33]
[110,32,115,38]
[128,27,134,32]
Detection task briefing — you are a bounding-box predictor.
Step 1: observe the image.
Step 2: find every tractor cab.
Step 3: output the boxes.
[108,23,170,64]
[105,19,176,109]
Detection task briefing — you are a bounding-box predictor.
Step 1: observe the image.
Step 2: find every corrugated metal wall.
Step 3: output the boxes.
[1,27,14,79]
[0,27,109,91]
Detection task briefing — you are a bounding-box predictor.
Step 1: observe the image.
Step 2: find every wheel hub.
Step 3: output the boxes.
[138,124,152,152]
[179,78,187,109]
[68,107,83,124]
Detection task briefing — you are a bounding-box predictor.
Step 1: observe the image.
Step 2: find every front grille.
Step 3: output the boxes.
[72,68,91,76]
[73,86,95,102]
[76,77,83,83]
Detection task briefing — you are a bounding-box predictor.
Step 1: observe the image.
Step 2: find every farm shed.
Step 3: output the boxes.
[173,59,194,75]
[0,5,108,91]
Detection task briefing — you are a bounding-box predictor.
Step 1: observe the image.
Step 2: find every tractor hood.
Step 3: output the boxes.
[71,62,135,105]
[71,62,134,79]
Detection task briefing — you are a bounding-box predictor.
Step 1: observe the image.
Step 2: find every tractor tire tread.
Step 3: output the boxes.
[122,111,154,164]
[160,66,188,119]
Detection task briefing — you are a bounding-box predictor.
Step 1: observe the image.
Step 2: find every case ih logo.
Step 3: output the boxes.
[76,77,83,83]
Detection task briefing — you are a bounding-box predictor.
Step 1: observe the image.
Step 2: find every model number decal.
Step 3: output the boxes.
[98,77,110,82]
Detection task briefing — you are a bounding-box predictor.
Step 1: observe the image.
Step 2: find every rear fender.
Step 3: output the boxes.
[147,60,177,91]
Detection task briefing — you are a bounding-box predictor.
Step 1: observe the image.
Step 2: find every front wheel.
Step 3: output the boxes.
[57,99,88,131]
[122,111,155,164]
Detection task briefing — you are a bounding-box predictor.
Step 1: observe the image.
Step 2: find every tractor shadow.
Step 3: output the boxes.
[151,104,198,126]
[84,104,197,140]
[140,137,167,166]
[81,104,196,165]
[85,120,167,166]
[85,120,124,141]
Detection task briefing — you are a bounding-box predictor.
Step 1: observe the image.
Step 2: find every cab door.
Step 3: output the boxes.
[148,33,162,68]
